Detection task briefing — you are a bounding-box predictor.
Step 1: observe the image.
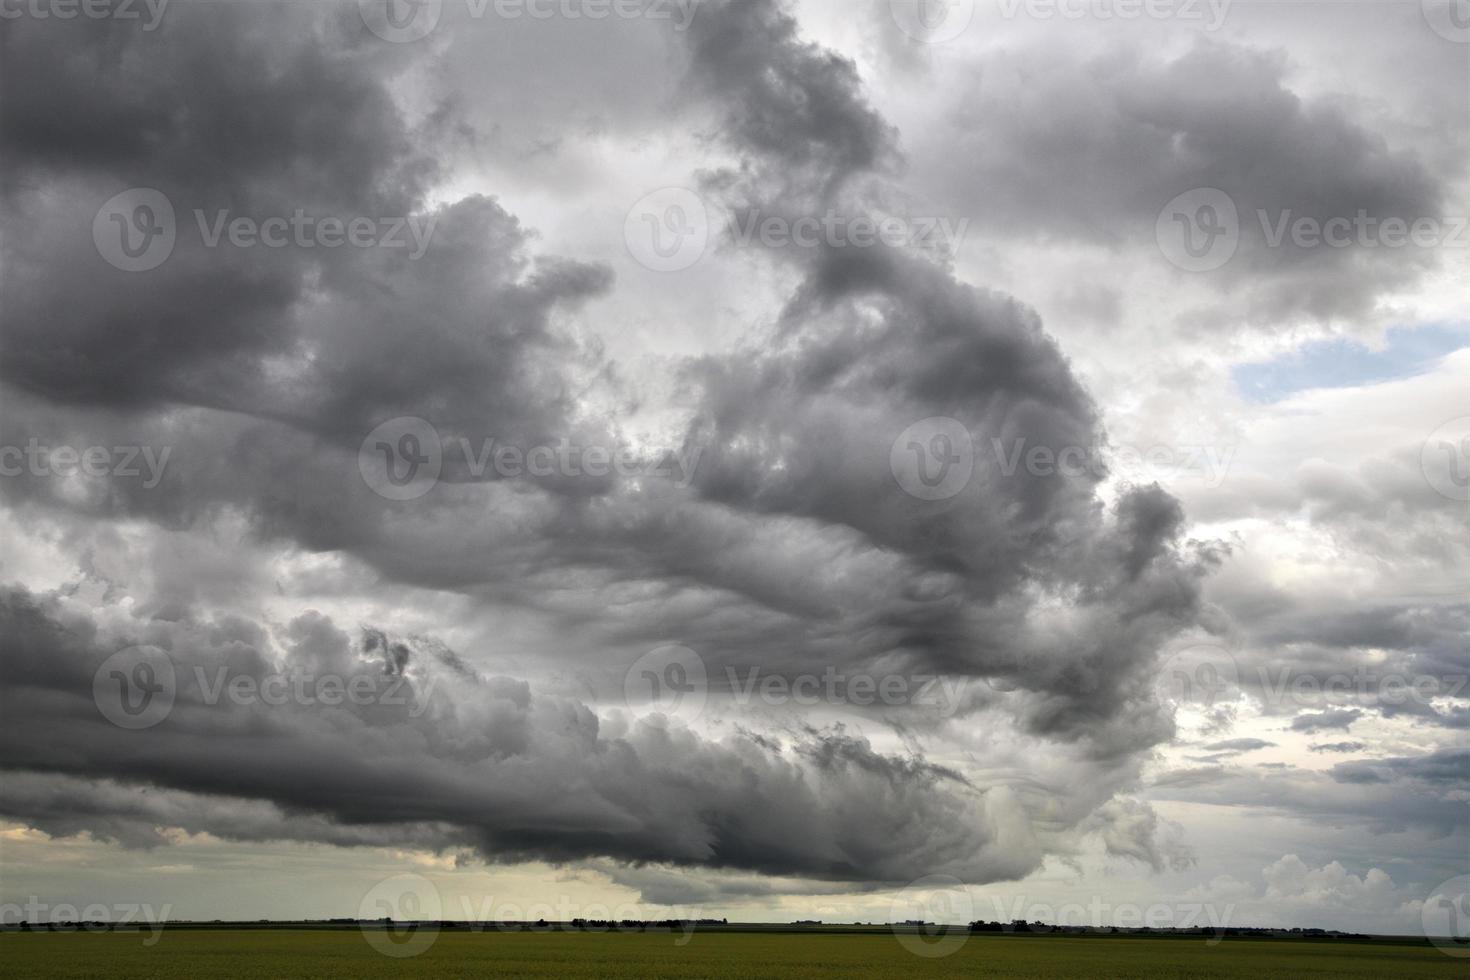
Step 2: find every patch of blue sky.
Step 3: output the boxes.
[1232,323,1469,403]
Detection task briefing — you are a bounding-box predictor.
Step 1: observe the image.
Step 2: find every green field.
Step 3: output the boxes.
[3,929,1461,978]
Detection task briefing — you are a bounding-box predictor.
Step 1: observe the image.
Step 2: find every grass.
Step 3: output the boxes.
[3,928,1463,978]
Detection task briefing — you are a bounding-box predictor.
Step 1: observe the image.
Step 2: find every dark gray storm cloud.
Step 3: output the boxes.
[0,0,1219,890]
[3,3,436,409]
[914,37,1458,323]
[1174,577,1469,735]
[1290,709,1364,732]
[1149,754,1469,839]
[1,3,614,453]
[1311,742,1367,754]
[1332,748,1470,789]
[0,585,1054,885]
[673,0,1214,756]
[1204,738,1274,753]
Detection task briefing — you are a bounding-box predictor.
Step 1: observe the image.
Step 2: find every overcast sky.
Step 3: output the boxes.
[1,0,1467,939]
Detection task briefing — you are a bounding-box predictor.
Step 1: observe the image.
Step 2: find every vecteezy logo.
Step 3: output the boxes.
[1156,643,1239,707]
[93,188,176,272]
[1422,0,1470,43]
[358,417,443,501]
[890,417,974,501]
[1422,417,1470,502]
[623,644,707,727]
[888,0,974,43]
[359,873,442,958]
[359,0,443,43]
[623,188,712,272]
[891,874,974,958]
[1422,874,1470,957]
[1156,188,1239,272]
[93,646,176,730]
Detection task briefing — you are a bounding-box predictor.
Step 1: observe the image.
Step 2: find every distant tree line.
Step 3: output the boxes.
[967,920,1366,939]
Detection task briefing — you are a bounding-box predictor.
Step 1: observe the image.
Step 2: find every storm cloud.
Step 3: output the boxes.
[0,0,1465,929]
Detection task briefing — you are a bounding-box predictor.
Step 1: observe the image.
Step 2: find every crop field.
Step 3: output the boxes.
[3,929,1462,979]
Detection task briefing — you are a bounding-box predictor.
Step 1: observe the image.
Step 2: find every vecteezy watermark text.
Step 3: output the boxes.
[1422,874,1470,957]
[891,875,974,958]
[1422,416,1470,501]
[623,188,968,272]
[0,897,171,944]
[453,894,702,942]
[622,646,967,726]
[1158,643,1470,712]
[997,0,1230,30]
[0,439,171,488]
[723,666,966,717]
[724,209,967,252]
[93,187,438,272]
[193,210,437,259]
[975,894,1236,942]
[92,646,438,731]
[1421,0,1470,45]
[357,874,705,959]
[0,0,168,29]
[1156,188,1470,272]
[358,0,702,44]
[358,416,703,501]
[191,666,437,718]
[990,437,1236,488]
[360,874,442,958]
[888,417,1236,501]
[888,0,975,44]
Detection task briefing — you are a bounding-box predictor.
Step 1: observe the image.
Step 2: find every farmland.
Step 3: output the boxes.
[3,928,1462,979]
